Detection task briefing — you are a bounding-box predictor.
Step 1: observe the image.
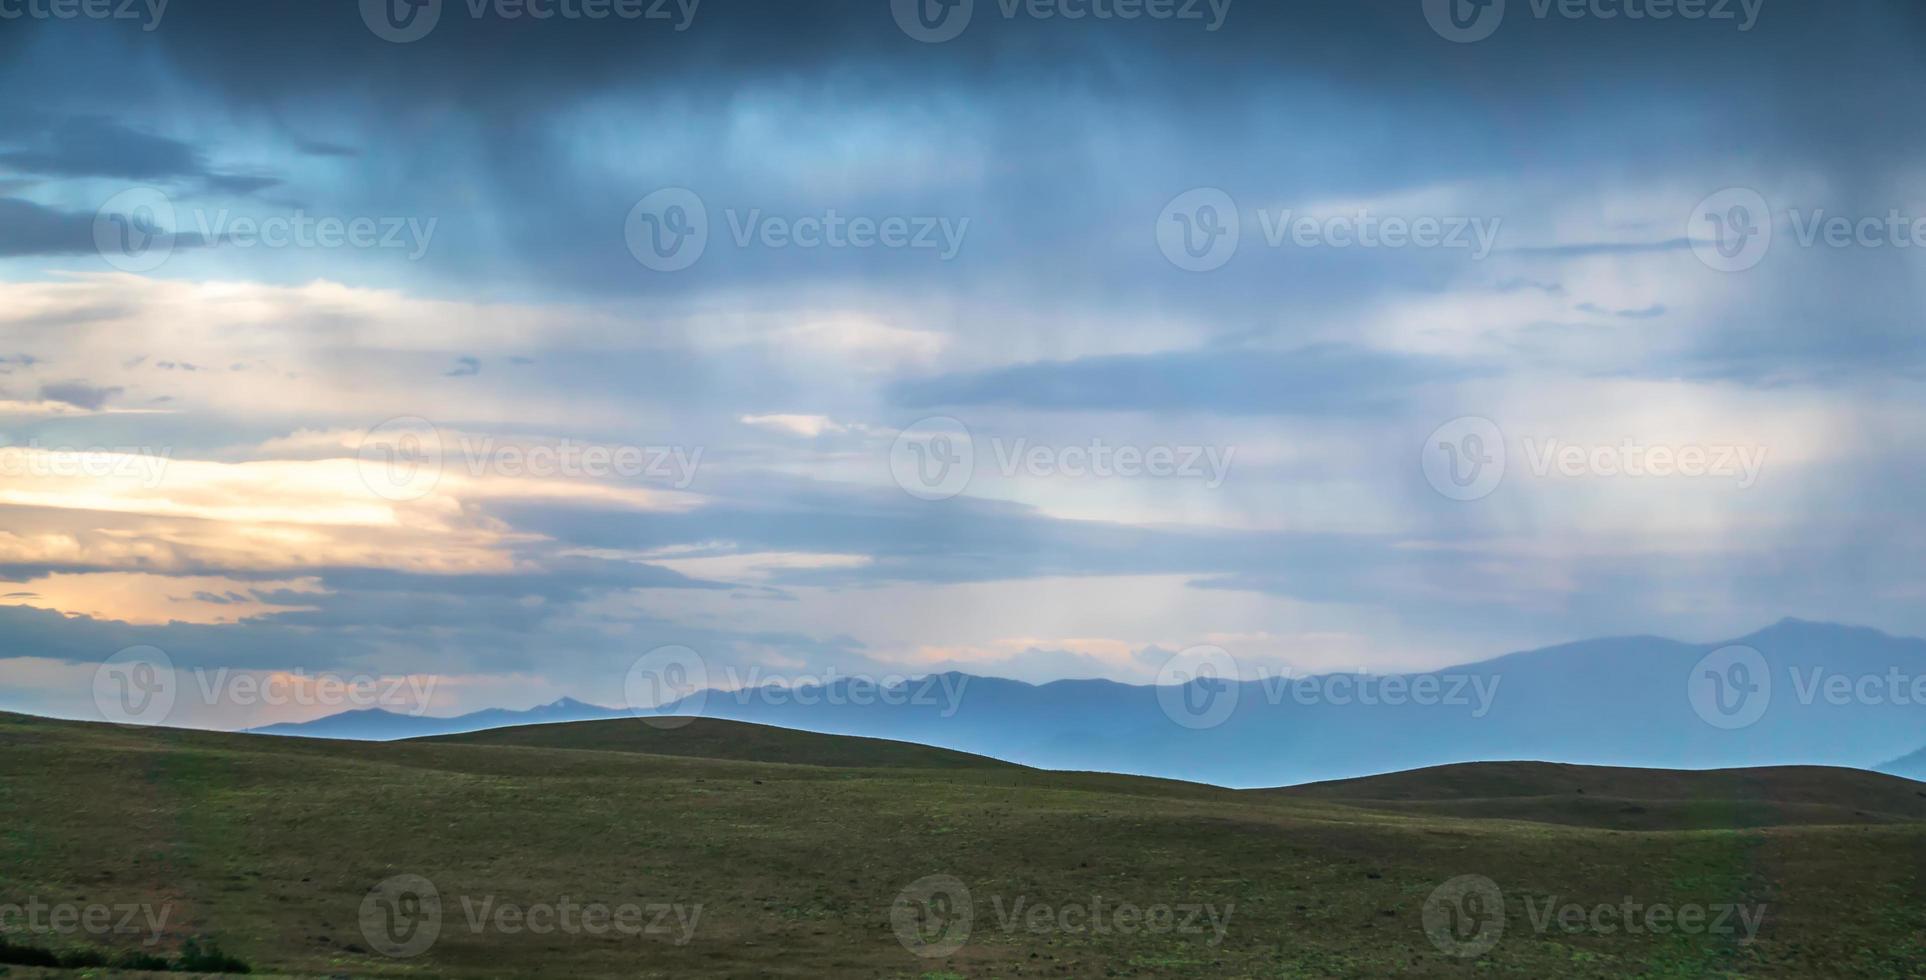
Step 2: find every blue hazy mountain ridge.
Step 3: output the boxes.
[1878,746,1926,781]
[247,620,1926,788]
[247,697,622,739]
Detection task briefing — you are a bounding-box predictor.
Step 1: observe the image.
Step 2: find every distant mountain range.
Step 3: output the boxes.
[248,619,1926,788]
[247,696,621,739]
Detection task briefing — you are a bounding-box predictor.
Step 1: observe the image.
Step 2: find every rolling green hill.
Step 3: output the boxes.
[421,715,1018,770]
[1271,760,1926,829]
[3,711,1924,978]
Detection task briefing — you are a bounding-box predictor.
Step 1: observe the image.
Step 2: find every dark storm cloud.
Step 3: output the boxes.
[0,113,205,179]
[890,345,1487,414]
[0,198,99,256]
[39,380,123,410]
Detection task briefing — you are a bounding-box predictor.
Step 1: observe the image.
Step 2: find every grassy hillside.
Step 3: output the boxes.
[1273,761,1926,829]
[2,712,1924,978]
[422,715,1017,770]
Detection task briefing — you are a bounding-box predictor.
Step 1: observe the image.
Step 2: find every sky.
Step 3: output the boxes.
[0,0,1923,728]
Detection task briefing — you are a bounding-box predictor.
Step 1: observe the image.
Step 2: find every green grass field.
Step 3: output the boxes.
[3,710,1924,978]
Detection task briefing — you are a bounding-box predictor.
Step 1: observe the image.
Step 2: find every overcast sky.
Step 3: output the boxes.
[1,0,1922,727]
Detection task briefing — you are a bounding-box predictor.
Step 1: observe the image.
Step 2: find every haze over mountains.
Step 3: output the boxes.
[251,619,1926,787]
